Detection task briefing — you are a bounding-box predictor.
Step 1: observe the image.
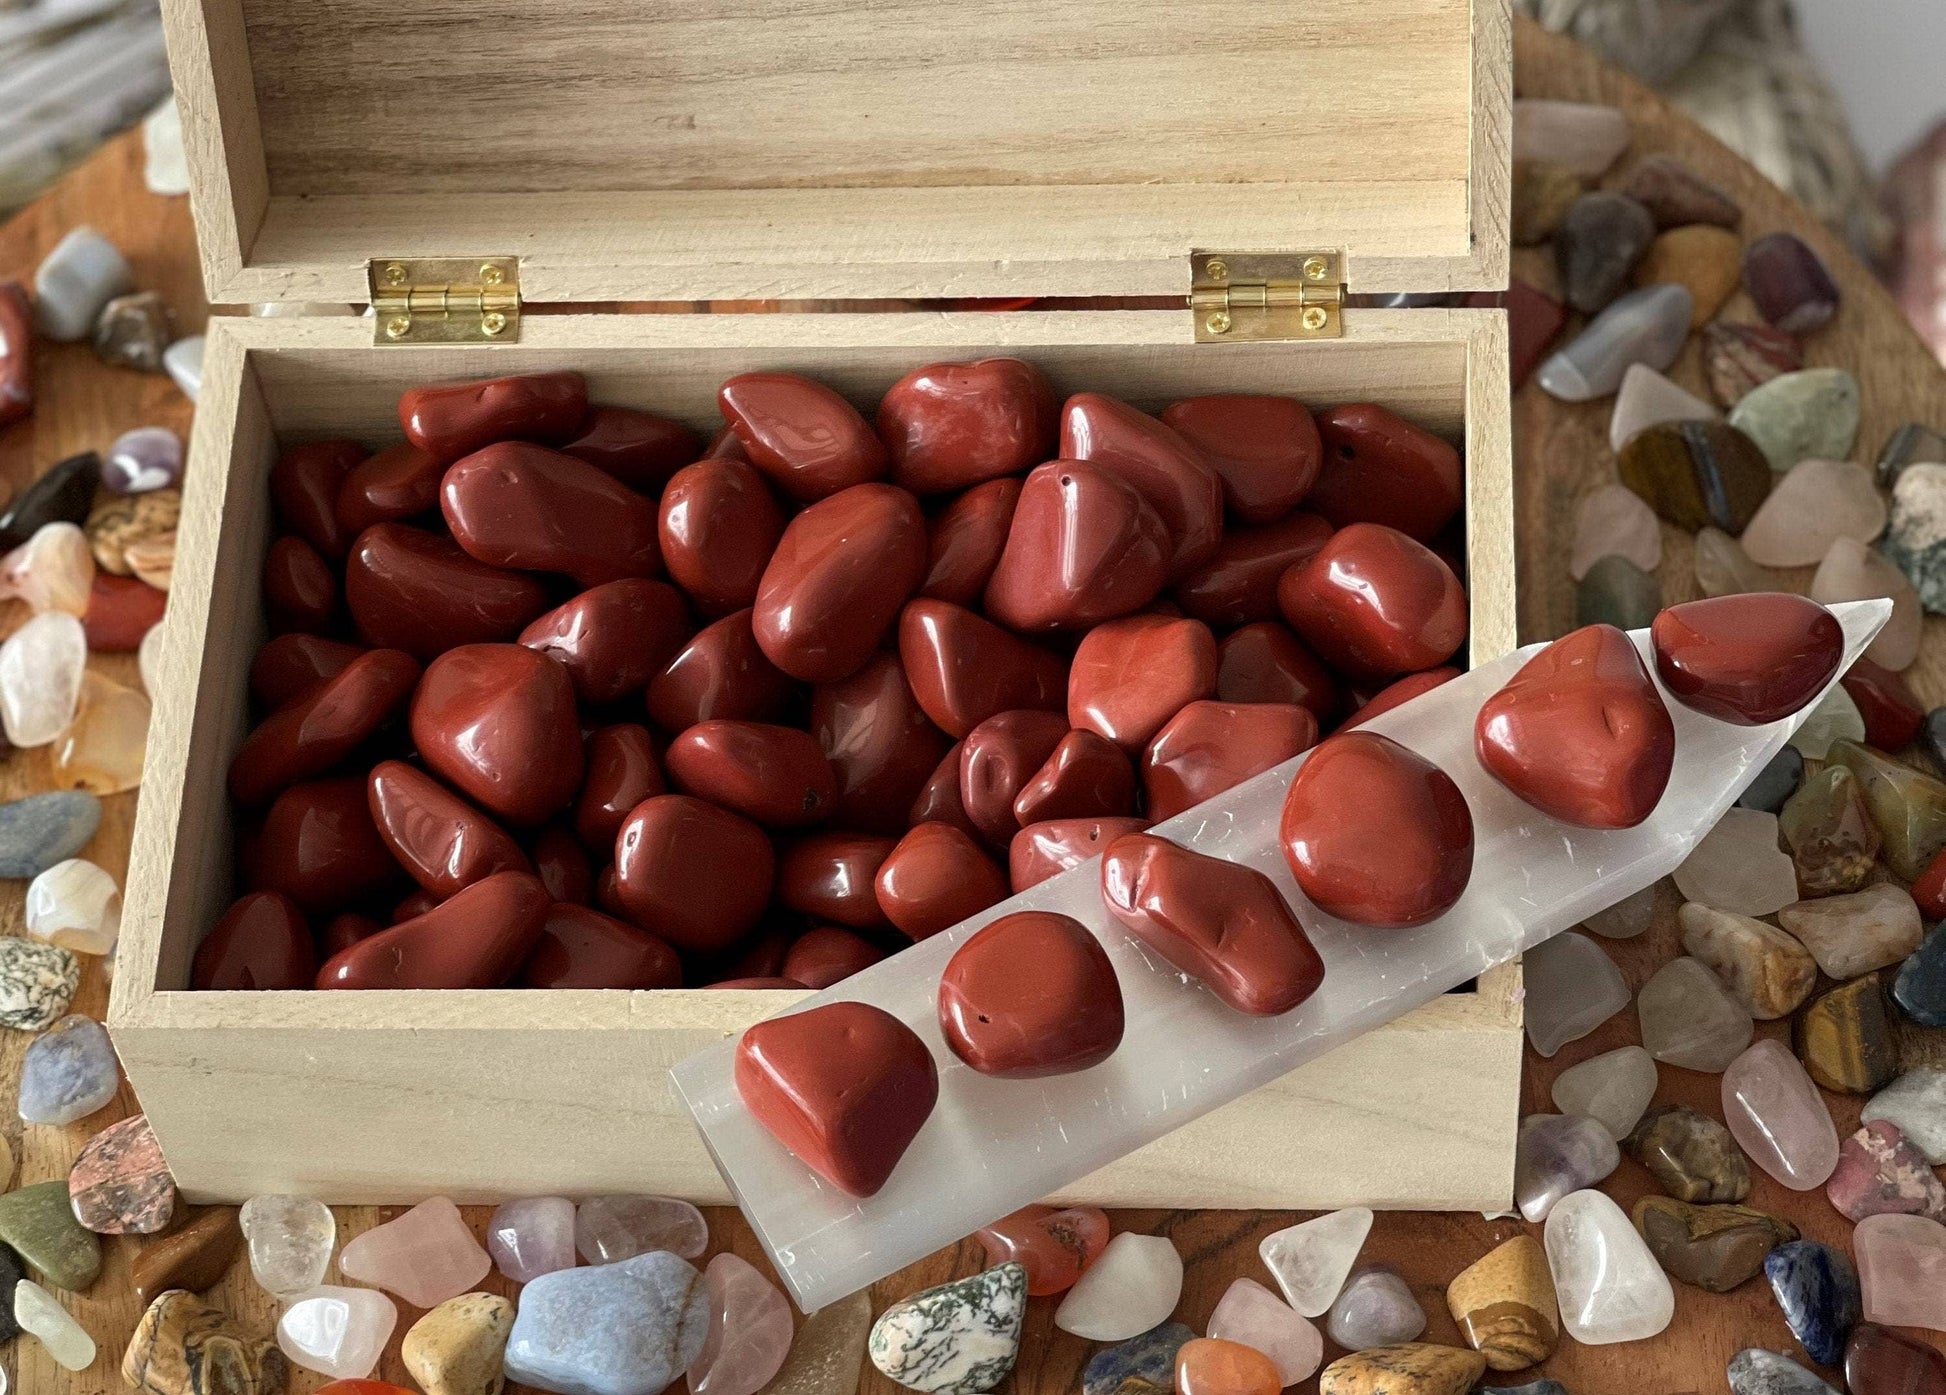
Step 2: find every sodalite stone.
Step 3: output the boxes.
[18,1013,118,1124]
[1729,1349,1841,1395]
[1764,1240,1861,1366]
[1081,1322,1195,1395]
[505,1250,710,1395]
[0,790,101,878]
[0,937,80,1031]
[868,1262,1026,1395]
[1894,925,1946,1026]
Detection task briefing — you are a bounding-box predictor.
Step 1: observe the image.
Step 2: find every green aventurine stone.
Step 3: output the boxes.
[1778,765,1881,894]
[1726,367,1861,473]
[1617,420,1772,533]
[1576,554,1661,631]
[1828,740,1946,880]
[1630,1195,1798,1292]
[0,1180,102,1291]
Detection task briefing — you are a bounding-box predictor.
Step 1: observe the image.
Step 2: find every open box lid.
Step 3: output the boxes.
[165,0,1510,322]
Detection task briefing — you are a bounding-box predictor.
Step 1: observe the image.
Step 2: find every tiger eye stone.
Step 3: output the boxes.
[1617,421,1773,533]
[400,371,587,462]
[1795,975,1899,1095]
[719,372,889,502]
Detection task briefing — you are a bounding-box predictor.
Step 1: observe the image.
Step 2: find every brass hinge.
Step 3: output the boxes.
[368,258,521,345]
[1190,252,1345,342]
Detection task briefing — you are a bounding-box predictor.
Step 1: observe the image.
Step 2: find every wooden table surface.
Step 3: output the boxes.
[4,16,1946,1395]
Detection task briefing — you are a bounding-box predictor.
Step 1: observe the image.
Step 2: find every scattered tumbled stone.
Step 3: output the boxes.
[1055,1233,1183,1342]
[977,1204,1109,1297]
[1627,1104,1752,1202]
[1878,421,1946,488]
[1729,1348,1841,1395]
[0,937,80,1032]
[1574,554,1659,631]
[1621,154,1741,228]
[1778,763,1877,890]
[1482,1382,1570,1395]
[1845,1324,1946,1395]
[94,291,174,372]
[1634,224,1741,326]
[1538,284,1692,402]
[1796,975,1899,1095]
[1742,459,1885,568]
[1631,1195,1795,1292]
[1743,232,1841,335]
[1827,1119,1946,1222]
[1581,883,1657,940]
[1556,192,1655,314]
[1569,482,1662,579]
[1081,1322,1196,1395]
[164,336,204,401]
[1209,1279,1321,1385]
[1778,883,1923,979]
[132,1207,242,1303]
[122,1289,287,1395]
[688,1254,792,1395]
[576,1194,707,1264]
[240,1194,335,1298]
[0,1178,102,1289]
[1832,740,1946,876]
[1883,462,1946,614]
[1522,931,1630,1057]
[1259,1208,1372,1318]
[19,1012,118,1123]
[1812,540,1922,671]
[0,790,101,878]
[869,1262,1025,1395]
[1551,1045,1657,1140]
[87,487,179,576]
[1895,925,1946,1026]
[54,669,151,796]
[1856,1213,1946,1330]
[17,1277,96,1370]
[1619,419,1771,533]
[103,426,184,495]
[0,451,99,553]
[1608,365,1717,457]
[1864,1069,1946,1163]
[1842,659,1925,751]
[1326,1266,1425,1353]
[25,856,121,954]
[1445,1235,1558,1370]
[504,1251,710,1395]
[1673,809,1795,916]
[1765,1239,1861,1365]
[278,1286,399,1379]
[69,1112,175,1234]
[0,610,87,746]
[1723,1038,1841,1190]
[1678,902,1815,1019]
[1638,956,1754,1071]
[0,1242,23,1341]
[1738,746,1804,813]
[1512,162,1584,245]
[339,1196,491,1309]
[402,1292,516,1395]
[1541,1189,1674,1344]
[1695,526,1788,599]
[1514,99,1629,176]
[1728,368,1861,473]
[1318,1343,1486,1395]
[487,1197,575,1284]
[1516,1114,1620,1223]
[33,226,132,341]
[1787,686,1867,762]
[758,1290,871,1395]
[1702,321,1803,409]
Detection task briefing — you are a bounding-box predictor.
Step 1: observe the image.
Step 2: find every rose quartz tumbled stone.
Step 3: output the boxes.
[1856,1212,1946,1330]
[336,1196,490,1308]
[1206,1277,1323,1386]
[488,1196,577,1283]
[1721,1038,1840,1190]
[688,1253,794,1395]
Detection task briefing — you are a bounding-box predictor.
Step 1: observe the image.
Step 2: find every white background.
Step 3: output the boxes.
[1795,0,1946,173]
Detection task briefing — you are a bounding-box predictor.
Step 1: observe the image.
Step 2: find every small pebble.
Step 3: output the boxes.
[869,1262,1025,1395]
[1763,1239,1861,1365]
[19,1013,119,1124]
[1796,974,1899,1096]
[0,937,81,1032]
[1550,1045,1657,1140]
[1671,808,1797,916]
[1740,459,1885,567]
[575,1194,708,1264]
[689,1254,792,1395]
[1619,153,1741,228]
[24,857,121,955]
[16,1277,96,1370]
[1778,763,1877,891]
[0,451,99,552]
[1676,902,1815,1019]
[1555,192,1654,315]
[1786,685,1867,762]
[1882,462,1946,615]
[0,1180,102,1289]
[1722,1039,1841,1190]
[1736,746,1803,812]
[1208,1279,1321,1385]
[93,291,175,373]
[504,1252,710,1395]
[1521,931,1629,1057]
[103,427,185,495]
[1513,100,1630,176]
[0,521,95,615]
[68,1113,176,1235]
[1617,419,1771,533]
[1258,1208,1371,1318]
[0,611,87,746]
[1568,483,1660,580]
[122,1289,285,1395]
[1876,421,1946,489]
[1702,321,1802,409]
[1536,284,1692,402]
[277,1285,399,1379]
[1082,1322,1196,1395]
[1541,1190,1673,1344]
[1325,1265,1425,1352]
[1742,232,1840,335]
[1633,224,1741,327]
[1694,526,1787,599]
[1844,1325,1946,1395]
[1627,1104,1751,1202]
[760,1291,871,1395]
[338,1196,491,1309]
[1318,1343,1486,1395]
[1574,554,1659,631]
[1637,957,1754,1072]
[1512,163,1583,246]
[1728,1348,1840,1395]
[1631,1195,1794,1293]
[1863,1069,1946,1163]
[33,226,133,341]
[402,1291,517,1395]
[0,790,102,878]
[1826,1119,1946,1223]
[1894,924,1946,1026]
[1055,1233,1183,1341]
[1605,364,1715,454]
[1728,368,1862,473]
[487,1196,576,1283]
[239,1194,335,1297]
[1444,1235,1558,1371]
[164,336,205,401]
[129,1207,242,1304]
[1580,883,1656,939]
[1516,1113,1619,1223]
[1854,1213,1946,1331]
[1778,883,1923,979]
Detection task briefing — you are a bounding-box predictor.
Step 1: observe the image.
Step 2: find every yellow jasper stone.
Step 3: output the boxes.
[1319,1343,1486,1395]
[1444,1235,1560,1371]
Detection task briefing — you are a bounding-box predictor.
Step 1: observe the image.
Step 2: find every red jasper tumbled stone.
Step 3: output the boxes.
[898,598,1068,740]
[810,652,950,834]
[1141,700,1319,822]
[531,826,592,905]
[518,578,691,706]
[249,634,366,711]
[878,358,1059,494]
[263,535,338,635]
[1306,402,1464,542]
[1476,624,1675,829]
[228,649,420,807]
[193,892,315,990]
[575,724,665,852]
[1343,667,1463,728]
[393,890,440,924]
[938,910,1124,1076]
[1099,832,1326,1016]
[647,609,796,732]
[442,441,661,585]
[1280,730,1474,927]
[1651,593,1844,725]
[1160,395,1322,524]
[335,442,442,536]
[411,644,584,827]
[317,870,552,989]
[1277,522,1468,679]
[1067,614,1219,751]
[1061,392,1224,579]
[613,794,774,952]
[782,925,885,990]
[1841,658,1925,751]
[81,573,166,652]
[247,775,402,915]
[558,405,701,491]
[367,758,532,898]
[960,709,1070,847]
[522,902,683,989]
[657,458,787,617]
[909,743,980,838]
[345,523,549,660]
[400,371,587,462]
[875,820,1010,941]
[665,720,837,829]
[776,832,897,928]
[754,482,927,683]
[319,912,383,959]
[1013,730,1135,825]
[1171,511,1334,628]
[734,1000,938,1197]
[983,460,1170,631]
[270,440,366,559]
[920,478,1021,607]
[1215,623,1339,722]
[978,1204,1112,1296]
[711,976,807,990]
[1009,816,1149,892]
[719,372,890,503]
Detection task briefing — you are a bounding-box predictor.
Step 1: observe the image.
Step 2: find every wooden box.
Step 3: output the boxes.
[110,0,1523,1210]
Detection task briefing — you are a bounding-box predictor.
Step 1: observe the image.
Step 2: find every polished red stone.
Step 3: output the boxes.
[575,724,666,852]
[316,1382,418,1395]
[263,535,339,635]
[984,460,1170,631]
[1344,667,1463,728]
[318,911,383,959]
[1214,623,1339,722]
[719,372,889,502]
[710,976,807,990]
[657,458,787,617]
[1062,393,1224,579]
[1845,1323,1946,1395]
[909,742,980,838]
[270,440,365,559]
[646,609,796,732]
[335,442,442,535]
[665,720,837,828]
[705,425,748,460]
[1468,281,1570,389]
[518,578,691,705]
[1841,658,1925,751]
[531,826,593,904]
[1277,522,1468,679]
[1306,403,1464,542]
[559,405,701,491]
[1067,614,1218,750]
[410,644,583,826]
[782,925,885,989]
[776,832,896,928]
[1914,846,1946,920]
[81,572,167,652]
[1142,700,1318,821]
[734,1000,937,1196]
[1160,395,1321,524]
[720,922,792,981]
[1477,624,1675,829]
[1013,730,1136,824]
[1171,511,1334,628]
[878,358,1058,494]
[960,709,1069,847]
[392,889,440,923]
[874,821,1010,940]
[939,910,1123,1076]
[1100,832,1326,1015]
[400,371,587,462]
[247,775,402,914]
[1280,730,1474,927]
[192,891,316,990]
[228,649,420,806]
[754,483,926,682]
[317,870,551,989]
[1651,594,1844,725]
[249,634,365,711]
[613,794,774,951]
[810,651,950,834]
[1009,816,1149,892]
[920,478,1021,607]
[442,441,660,585]
[367,758,532,897]
[522,902,682,988]
[898,598,1068,739]
[0,281,32,429]
[978,1204,1112,1296]
[345,522,549,659]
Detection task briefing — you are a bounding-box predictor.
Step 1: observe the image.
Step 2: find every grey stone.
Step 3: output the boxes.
[1877,421,1946,489]
[1537,284,1693,402]
[504,1251,709,1395]
[1737,746,1804,813]
[32,227,132,342]
[1727,367,1861,473]
[1576,554,1660,631]
[0,791,101,879]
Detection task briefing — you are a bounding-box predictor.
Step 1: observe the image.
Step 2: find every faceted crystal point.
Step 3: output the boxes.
[1631,1195,1795,1292]
[1742,459,1885,567]
[1729,1349,1842,1395]
[1580,884,1656,939]
[1778,883,1924,979]
[1326,1265,1425,1352]
[1259,1208,1373,1318]
[18,1013,118,1124]
[1568,483,1661,580]
[506,1252,711,1395]
[1537,286,1691,403]
[239,1195,335,1297]
[488,1196,576,1283]
[0,611,87,746]
[1515,1114,1620,1222]
[1676,902,1815,1019]
[1054,1233,1183,1342]
[1551,1045,1657,1140]
[1671,808,1797,916]
[1854,1213,1946,1331]
[337,1196,491,1309]
[24,857,121,955]
[1826,1120,1946,1222]
[1765,1239,1861,1366]
[869,1262,1025,1395]
[16,1278,96,1371]
[1637,957,1754,1071]
[1542,1189,1675,1344]
[1445,1235,1560,1370]
[277,1286,399,1379]
[690,1253,793,1395]
[575,1194,707,1264]
[1208,1278,1322,1384]
[1722,1038,1841,1190]
[1627,1104,1752,1202]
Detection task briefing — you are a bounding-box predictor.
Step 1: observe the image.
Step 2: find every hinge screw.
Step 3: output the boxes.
[480,264,505,286]
[1303,256,1329,281]
[1302,306,1329,332]
[481,311,509,337]
[384,315,411,340]
[1204,259,1228,283]
[1205,310,1233,335]
[382,263,409,287]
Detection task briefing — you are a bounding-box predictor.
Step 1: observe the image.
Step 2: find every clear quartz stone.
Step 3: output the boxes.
[102,427,184,494]
[1521,931,1630,1057]
[1637,957,1754,1071]
[1607,364,1716,453]
[1787,685,1866,760]
[1722,1039,1841,1190]
[0,612,86,747]
[1551,1045,1658,1140]
[1581,884,1656,939]
[1516,1113,1621,1222]
[1324,1265,1424,1351]
[1741,459,1886,567]
[1778,883,1924,978]
[0,523,93,615]
[1570,483,1662,581]
[240,1195,336,1298]
[488,1196,577,1283]
[1812,537,1922,671]
[1208,1277,1323,1384]
[14,1279,95,1371]
[1258,1207,1372,1318]
[277,1286,398,1379]
[1052,1232,1182,1342]
[23,858,120,955]
[1671,808,1797,915]
[1542,1189,1675,1344]
[575,1194,708,1264]
[53,671,149,796]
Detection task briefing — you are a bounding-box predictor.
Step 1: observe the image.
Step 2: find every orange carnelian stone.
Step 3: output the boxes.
[976,1203,1111,1295]
[1175,1338,1281,1395]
